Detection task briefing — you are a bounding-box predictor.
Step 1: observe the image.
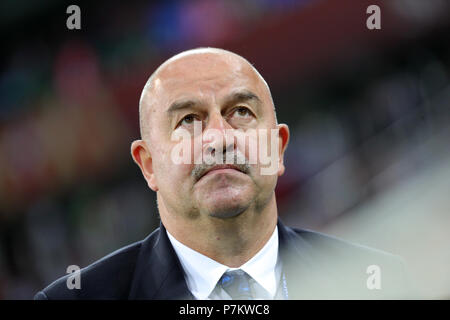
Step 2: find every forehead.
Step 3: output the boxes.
[151,52,267,105]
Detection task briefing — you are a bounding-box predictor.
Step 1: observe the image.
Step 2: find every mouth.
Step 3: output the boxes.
[199,164,246,180]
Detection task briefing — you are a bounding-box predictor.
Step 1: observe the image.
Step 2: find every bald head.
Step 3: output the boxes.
[138,47,276,141]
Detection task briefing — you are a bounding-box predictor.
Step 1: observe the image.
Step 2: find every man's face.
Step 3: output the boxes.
[134,51,289,220]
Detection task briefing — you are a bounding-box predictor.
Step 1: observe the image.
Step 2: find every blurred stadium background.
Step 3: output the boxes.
[0,0,449,299]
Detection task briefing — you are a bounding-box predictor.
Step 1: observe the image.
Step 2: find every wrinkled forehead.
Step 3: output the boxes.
[139,50,275,141]
[149,51,271,109]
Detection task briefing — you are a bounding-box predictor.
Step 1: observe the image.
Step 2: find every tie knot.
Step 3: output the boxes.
[219,270,252,300]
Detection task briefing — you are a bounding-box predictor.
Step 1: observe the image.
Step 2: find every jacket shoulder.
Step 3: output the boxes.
[283,226,411,298]
[290,227,399,259]
[35,239,144,300]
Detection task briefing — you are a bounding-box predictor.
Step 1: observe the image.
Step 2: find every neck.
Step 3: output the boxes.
[161,194,278,268]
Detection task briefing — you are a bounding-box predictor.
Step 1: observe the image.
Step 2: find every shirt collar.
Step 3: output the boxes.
[166,226,279,300]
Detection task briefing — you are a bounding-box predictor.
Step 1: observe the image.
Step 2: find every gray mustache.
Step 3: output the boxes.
[191,152,250,181]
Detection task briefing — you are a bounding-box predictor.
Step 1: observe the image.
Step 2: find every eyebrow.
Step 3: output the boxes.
[166,89,262,115]
[166,99,200,114]
[224,90,262,108]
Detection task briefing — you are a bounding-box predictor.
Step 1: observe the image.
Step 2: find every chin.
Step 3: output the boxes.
[202,190,253,219]
[195,178,256,218]
[208,204,248,219]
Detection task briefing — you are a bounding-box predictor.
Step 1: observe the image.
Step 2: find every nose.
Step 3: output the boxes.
[202,112,235,159]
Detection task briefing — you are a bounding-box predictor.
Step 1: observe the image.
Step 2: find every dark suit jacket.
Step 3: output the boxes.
[34,219,410,300]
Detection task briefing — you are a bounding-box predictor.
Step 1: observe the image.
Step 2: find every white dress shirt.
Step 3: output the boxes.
[166,226,281,300]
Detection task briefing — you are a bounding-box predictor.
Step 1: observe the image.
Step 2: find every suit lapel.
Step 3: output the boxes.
[277,218,329,299]
[128,222,194,300]
[128,218,326,300]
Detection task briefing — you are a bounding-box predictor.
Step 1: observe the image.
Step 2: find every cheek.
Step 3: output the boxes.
[235,127,278,168]
[234,131,258,165]
[252,167,278,186]
[153,146,194,189]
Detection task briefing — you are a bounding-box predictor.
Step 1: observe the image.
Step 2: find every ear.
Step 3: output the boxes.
[276,123,290,177]
[131,140,159,191]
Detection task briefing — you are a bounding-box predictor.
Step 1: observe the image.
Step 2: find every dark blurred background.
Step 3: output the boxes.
[1,0,449,299]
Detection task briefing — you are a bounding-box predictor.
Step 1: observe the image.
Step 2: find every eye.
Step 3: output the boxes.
[233,107,253,118]
[178,114,200,127]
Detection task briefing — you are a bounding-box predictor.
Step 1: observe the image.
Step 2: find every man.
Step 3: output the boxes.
[35,48,409,300]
